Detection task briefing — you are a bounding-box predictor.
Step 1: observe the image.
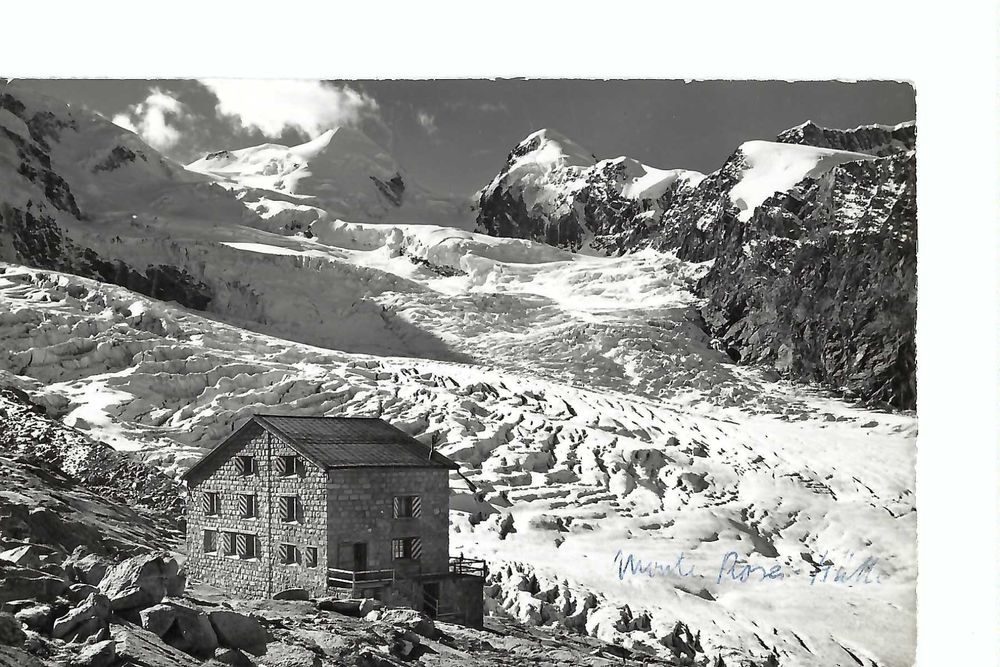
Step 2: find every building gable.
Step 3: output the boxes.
[181,419,265,486]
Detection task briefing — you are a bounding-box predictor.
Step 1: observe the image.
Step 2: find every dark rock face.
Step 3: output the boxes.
[649,151,749,262]
[476,124,917,409]
[92,145,147,173]
[371,172,406,207]
[0,205,213,311]
[0,93,214,312]
[696,152,916,409]
[477,147,700,254]
[776,120,916,156]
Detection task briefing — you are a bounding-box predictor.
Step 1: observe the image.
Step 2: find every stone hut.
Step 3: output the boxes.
[181,414,484,627]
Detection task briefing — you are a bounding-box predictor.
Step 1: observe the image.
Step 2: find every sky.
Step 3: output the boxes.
[15,79,915,197]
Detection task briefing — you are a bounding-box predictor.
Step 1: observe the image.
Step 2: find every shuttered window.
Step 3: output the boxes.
[203,492,220,516]
[223,532,237,557]
[235,455,254,476]
[238,494,257,519]
[391,537,421,560]
[305,546,318,568]
[203,530,218,553]
[280,496,299,523]
[280,543,299,565]
[237,533,258,559]
[277,455,300,476]
[393,495,421,518]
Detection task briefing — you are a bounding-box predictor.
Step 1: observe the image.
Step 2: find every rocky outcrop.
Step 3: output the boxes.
[370,172,406,207]
[697,150,916,409]
[476,129,704,254]
[477,123,917,409]
[98,553,184,612]
[0,89,215,313]
[777,120,916,156]
[0,387,184,524]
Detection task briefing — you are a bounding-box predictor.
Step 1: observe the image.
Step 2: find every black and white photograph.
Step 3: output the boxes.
[0,4,996,667]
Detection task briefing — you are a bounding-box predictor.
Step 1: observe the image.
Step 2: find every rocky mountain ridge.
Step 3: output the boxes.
[475,123,917,408]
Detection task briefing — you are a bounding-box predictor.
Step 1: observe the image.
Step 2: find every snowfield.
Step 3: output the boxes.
[0,221,915,666]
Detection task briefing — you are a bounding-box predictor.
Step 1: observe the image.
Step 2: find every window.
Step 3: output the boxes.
[277,455,301,476]
[305,546,318,568]
[280,495,299,523]
[203,530,218,553]
[391,537,422,561]
[223,532,237,557]
[279,543,299,565]
[238,494,257,519]
[202,492,220,516]
[393,495,421,518]
[237,533,258,559]
[235,455,254,476]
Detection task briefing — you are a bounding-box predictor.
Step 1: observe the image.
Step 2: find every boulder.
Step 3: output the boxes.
[67,583,100,603]
[110,624,201,667]
[165,606,218,658]
[208,610,268,656]
[356,648,406,667]
[64,551,109,586]
[13,604,53,633]
[0,600,36,615]
[0,564,67,603]
[139,603,177,638]
[0,646,44,667]
[0,545,42,569]
[211,646,253,666]
[316,597,379,617]
[71,639,117,667]
[98,553,181,611]
[0,614,25,646]
[51,593,110,640]
[378,608,437,640]
[272,588,309,601]
[256,642,321,667]
[165,567,186,597]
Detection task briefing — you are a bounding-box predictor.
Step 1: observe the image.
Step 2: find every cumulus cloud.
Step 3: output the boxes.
[111,88,188,151]
[416,110,438,135]
[199,79,379,139]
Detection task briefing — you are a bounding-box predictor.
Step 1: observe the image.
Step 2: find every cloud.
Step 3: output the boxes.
[111,88,188,151]
[199,79,379,139]
[416,110,437,135]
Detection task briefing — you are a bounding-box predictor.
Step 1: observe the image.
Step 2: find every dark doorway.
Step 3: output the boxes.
[338,542,368,571]
[422,582,440,617]
[353,542,368,571]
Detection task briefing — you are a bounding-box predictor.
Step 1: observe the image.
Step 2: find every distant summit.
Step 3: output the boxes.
[187,126,472,230]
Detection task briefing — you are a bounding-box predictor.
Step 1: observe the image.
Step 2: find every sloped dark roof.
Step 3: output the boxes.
[182,415,456,482]
[255,415,457,470]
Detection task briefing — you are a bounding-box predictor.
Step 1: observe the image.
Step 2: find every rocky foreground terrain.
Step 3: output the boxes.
[0,389,722,667]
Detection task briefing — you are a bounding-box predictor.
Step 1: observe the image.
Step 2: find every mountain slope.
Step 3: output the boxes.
[187,126,472,231]
[475,125,917,409]
[476,129,705,254]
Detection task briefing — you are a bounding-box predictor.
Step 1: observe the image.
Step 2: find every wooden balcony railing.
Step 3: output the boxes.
[449,556,487,578]
[327,567,395,589]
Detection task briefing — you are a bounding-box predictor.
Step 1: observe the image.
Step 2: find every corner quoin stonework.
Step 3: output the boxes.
[185,428,329,599]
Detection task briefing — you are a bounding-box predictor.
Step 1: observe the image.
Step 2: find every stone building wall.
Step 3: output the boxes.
[185,425,328,598]
[326,467,450,576]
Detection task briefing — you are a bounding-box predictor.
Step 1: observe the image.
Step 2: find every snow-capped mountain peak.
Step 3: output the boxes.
[477,128,703,254]
[729,139,874,221]
[187,124,471,230]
